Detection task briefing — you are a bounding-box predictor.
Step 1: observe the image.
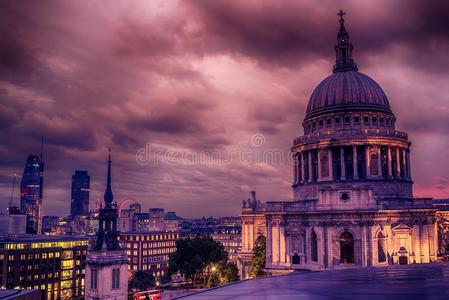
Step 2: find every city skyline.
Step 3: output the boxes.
[1,0,449,218]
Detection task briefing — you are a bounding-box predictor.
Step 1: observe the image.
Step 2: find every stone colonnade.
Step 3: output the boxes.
[293,144,411,184]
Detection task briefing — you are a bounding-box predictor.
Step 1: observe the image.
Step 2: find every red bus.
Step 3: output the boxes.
[133,290,161,300]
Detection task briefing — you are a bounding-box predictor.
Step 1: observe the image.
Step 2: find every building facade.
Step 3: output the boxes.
[0,235,88,300]
[148,208,165,232]
[238,12,445,278]
[70,171,90,217]
[164,212,182,232]
[211,226,242,265]
[85,152,128,300]
[118,232,179,278]
[20,154,44,234]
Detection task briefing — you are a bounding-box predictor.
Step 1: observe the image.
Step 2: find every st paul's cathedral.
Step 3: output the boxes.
[238,11,449,278]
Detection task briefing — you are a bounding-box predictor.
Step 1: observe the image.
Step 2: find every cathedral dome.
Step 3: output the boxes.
[304,10,393,120]
[305,71,392,119]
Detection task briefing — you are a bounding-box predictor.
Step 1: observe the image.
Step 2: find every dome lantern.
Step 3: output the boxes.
[333,10,358,73]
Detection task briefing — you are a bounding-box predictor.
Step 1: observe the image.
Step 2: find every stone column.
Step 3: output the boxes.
[308,150,313,183]
[293,153,298,185]
[249,222,254,251]
[361,225,367,267]
[395,147,401,178]
[353,145,359,179]
[387,146,393,178]
[266,221,272,267]
[377,146,382,178]
[279,222,286,264]
[402,148,407,179]
[301,152,305,183]
[420,224,430,263]
[243,222,249,250]
[365,145,370,178]
[340,146,346,180]
[412,224,421,263]
[328,147,334,180]
[272,222,279,264]
[317,148,322,181]
[406,148,412,179]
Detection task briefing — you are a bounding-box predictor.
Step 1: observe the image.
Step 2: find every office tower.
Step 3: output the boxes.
[20,154,44,234]
[70,171,90,217]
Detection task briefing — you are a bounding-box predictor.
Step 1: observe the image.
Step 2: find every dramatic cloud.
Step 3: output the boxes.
[0,0,448,217]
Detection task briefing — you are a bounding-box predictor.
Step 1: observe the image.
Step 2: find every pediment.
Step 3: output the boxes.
[392,223,412,231]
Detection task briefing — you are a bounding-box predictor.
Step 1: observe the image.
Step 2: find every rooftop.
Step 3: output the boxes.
[176,263,449,300]
[0,234,89,243]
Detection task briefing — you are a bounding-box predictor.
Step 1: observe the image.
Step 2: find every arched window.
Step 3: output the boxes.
[339,231,354,264]
[370,154,379,175]
[377,232,386,263]
[311,231,318,262]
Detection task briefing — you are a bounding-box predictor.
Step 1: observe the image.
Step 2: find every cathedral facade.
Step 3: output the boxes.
[238,12,449,278]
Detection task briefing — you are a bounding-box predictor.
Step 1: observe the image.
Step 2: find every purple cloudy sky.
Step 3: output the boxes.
[1,0,449,217]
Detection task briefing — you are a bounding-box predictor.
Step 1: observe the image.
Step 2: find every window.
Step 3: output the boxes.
[377,232,387,263]
[339,231,354,264]
[344,116,351,124]
[320,156,329,177]
[319,120,323,127]
[90,269,97,290]
[372,117,377,124]
[326,118,331,126]
[335,117,340,124]
[311,231,318,262]
[363,116,369,124]
[292,254,300,264]
[354,116,360,124]
[112,268,120,289]
[370,154,379,175]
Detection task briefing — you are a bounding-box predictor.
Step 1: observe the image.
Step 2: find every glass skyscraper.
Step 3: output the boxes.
[70,170,90,217]
[20,154,44,234]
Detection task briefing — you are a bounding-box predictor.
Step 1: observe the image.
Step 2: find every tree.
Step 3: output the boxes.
[169,237,228,284]
[207,272,220,287]
[217,260,239,284]
[248,235,266,278]
[129,271,156,292]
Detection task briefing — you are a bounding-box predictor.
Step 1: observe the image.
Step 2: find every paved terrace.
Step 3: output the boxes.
[174,263,449,300]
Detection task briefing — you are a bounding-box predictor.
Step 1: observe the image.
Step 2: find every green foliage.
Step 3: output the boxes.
[129,270,156,292]
[168,237,228,283]
[249,235,266,278]
[207,272,220,287]
[217,260,239,284]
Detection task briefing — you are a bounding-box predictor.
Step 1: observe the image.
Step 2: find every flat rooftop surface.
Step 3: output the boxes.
[175,263,449,300]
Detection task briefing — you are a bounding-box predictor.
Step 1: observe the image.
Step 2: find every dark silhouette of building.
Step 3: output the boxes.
[85,151,128,299]
[20,154,44,234]
[70,171,90,217]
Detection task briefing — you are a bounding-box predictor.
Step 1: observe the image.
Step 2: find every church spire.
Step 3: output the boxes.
[333,10,358,73]
[104,148,113,207]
